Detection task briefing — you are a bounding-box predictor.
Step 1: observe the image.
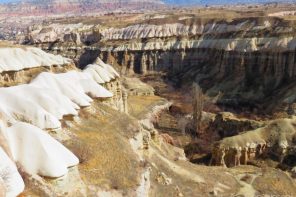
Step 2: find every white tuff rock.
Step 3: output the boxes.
[0,47,119,196]
[0,47,70,73]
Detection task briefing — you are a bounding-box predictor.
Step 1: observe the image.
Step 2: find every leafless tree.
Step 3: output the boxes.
[192,83,204,134]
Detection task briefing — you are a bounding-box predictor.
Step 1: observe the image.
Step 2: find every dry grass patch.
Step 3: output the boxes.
[128,95,167,119]
[67,101,142,191]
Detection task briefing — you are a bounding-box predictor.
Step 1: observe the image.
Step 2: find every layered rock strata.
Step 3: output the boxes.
[22,17,296,112]
[0,44,295,196]
[0,47,75,87]
[211,118,296,167]
[83,57,128,113]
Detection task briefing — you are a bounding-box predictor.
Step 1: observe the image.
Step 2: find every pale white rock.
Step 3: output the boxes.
[268,11,296,17]
[5,84,79,120]
[102,37,296,52]
[5,122,79,178]
[0,46,117,191]
[80,79,113,98]
[31,71,113,106]
[178,16,192,21]
[33,27,59,43]
[100,22,274,41]
[0,70,112,130]
[0,147,25,197]
[94,58,120,78]
[28,23,94,44]
[83,66,105,84]
[0,88,61,130]
[152,15,167,19]
[31,72,93,107]
[56,71,113,98]
[83,58,120,84]
[84,65,112,83]
[0,47,70,73]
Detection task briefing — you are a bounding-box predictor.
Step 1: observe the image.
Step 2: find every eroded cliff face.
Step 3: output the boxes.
[0,45,259,197]
[0,45,132,196]
[210,118,296,169]
[3,19,296,195]
[21,15,296,113]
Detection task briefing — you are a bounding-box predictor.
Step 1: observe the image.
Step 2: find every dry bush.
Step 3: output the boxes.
[64,140,93,164]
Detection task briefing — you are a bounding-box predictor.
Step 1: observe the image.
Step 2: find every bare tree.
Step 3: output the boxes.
[192,83,204,134]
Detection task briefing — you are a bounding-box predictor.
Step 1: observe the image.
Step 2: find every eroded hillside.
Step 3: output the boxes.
[1,3,296,197]
[18,4,296,115]
[0,41,294,197]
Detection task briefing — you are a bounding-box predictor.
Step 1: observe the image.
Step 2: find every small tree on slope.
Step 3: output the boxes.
[192,83,204,135]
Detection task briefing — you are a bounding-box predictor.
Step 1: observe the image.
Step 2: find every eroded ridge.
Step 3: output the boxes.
[211,119,296,167]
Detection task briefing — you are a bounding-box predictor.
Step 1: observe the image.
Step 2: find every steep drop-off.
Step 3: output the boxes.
[1,35,296,195]
[0,44,130,196]
[21,14,296,113]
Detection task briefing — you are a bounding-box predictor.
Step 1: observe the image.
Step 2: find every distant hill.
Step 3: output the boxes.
[0,0,294,6]
[0,0,164,16]
[163,0,294,5]
[0,0,294,16]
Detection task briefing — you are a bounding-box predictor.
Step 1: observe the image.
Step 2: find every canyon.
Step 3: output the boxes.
[0,1,296,197]
[20,7,296,114]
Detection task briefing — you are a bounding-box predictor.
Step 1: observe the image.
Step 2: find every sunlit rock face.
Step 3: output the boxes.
[0,146,24,197]
[0,46,76,87]
[21,16,296,112]
[0,46,125,196]
[83,57,128,113]
[211,118,296,168]
[94,20,296,112]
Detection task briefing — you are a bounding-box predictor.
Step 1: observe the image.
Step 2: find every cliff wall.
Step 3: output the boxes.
[22,16,296,112]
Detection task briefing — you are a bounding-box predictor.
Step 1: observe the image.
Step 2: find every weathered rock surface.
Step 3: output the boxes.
[0,45,126,196]
[21,15,296,112]
[210,112,265,138]
[211,118,296,167]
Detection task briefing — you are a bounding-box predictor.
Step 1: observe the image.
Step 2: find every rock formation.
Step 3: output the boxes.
[0,45,126,196]
[211,118,296,167]
[0,46,75,87]
[210,112,264,138]
[19,15,296,113]
[83,57,128,113]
